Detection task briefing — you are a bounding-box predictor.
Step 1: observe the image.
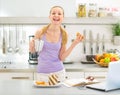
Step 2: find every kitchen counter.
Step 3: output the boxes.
[0,62,108,72]
[0,80,119,95]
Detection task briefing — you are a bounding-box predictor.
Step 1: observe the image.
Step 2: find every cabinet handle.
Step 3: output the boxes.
[12,77,30,79]
[94,76,106,79]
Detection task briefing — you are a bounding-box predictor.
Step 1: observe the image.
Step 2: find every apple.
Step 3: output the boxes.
[104,57,110,63]
[110,57,117,62]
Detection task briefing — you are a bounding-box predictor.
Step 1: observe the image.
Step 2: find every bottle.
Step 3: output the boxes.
[98,7,106,17]
[88,3,97,17]
[78,3,86,17]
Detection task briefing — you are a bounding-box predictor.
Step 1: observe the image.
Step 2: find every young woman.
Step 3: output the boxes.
[29,6,84,82]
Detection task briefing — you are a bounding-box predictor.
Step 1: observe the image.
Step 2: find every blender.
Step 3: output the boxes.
[28,35,38,64]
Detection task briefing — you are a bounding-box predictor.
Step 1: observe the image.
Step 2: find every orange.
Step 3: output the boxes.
[36,81,45,85]
[103,53,109,58]
[95,54,103,62]
[100,59,105,64]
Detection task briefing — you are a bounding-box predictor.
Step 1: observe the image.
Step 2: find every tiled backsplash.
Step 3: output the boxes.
[65,25,120,62]
[0,17,120,62]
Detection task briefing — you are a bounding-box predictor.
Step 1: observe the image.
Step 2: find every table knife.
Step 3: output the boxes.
[102,34,105,52]
[96,33,99,53]
[89,30,93,54]
[83,29,86,54]
[2,26,6,54]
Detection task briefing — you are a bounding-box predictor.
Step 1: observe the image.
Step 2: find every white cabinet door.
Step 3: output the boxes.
[85,72,107,82]
[66,72,84,79]
[0,72,34,80]
[33,73,38,80]
[34,72,84,80]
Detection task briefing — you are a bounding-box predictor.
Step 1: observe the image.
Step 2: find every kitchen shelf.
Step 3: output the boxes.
[0,17,120,25]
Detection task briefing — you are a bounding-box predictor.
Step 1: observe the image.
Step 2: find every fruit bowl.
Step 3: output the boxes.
[93,53,120,67]
[93,58,108,67]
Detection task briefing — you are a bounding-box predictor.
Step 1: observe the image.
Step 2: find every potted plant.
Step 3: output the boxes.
[112,23,120,45]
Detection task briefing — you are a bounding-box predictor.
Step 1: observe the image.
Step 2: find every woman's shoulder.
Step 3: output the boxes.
[35,25,48,39]
[35,28,43,39]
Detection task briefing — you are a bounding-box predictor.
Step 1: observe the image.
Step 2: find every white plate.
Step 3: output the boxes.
[33,81,61,88]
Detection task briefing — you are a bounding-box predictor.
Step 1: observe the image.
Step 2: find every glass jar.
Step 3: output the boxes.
[98,7,106,17]
[88,3,97,17]
[77,3,86,17]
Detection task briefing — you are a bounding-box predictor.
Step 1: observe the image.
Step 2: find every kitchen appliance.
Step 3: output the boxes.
[28,35,38,64]
[81,54,95,64]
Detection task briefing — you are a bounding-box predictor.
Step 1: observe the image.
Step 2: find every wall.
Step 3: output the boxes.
[0,0,75,17]
[0,0,120,17]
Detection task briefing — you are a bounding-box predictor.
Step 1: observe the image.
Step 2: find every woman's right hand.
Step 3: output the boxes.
[29,39,35,53]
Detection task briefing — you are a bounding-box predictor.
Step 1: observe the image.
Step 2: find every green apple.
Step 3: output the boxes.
[104,57,110,63]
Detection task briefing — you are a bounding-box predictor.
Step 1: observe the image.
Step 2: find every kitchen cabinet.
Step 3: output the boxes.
[33,72,84,80]
[84,71,107,82]
[66,72,84,79]
[0,71,106,81]
[0,62,108,81]
[0,72,34,80]
[33,73,38,80]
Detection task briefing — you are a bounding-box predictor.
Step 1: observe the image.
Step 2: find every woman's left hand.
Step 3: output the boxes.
[73,32,84,45]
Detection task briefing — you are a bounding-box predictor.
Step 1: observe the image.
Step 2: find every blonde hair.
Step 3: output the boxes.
[50,6,64,16]
[40,25,67,46]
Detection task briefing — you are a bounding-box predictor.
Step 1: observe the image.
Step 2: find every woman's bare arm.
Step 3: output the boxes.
[29,29,42,53]
[59,33,84,61]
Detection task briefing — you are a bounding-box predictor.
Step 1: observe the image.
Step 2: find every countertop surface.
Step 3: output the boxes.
[0,61,108,72]
[0,80,119,95]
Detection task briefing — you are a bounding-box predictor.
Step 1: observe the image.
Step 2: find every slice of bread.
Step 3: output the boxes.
[51,74,60,83]
[48,74,59,85]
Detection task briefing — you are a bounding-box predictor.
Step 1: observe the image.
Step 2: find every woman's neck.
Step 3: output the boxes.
[48,24,61,32]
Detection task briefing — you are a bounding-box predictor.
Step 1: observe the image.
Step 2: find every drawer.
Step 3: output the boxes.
[34,72,84,80]
[85,72,107,82]
[0,72,34,80]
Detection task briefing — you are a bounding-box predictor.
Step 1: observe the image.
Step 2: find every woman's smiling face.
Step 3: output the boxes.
[49,6,64,25]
